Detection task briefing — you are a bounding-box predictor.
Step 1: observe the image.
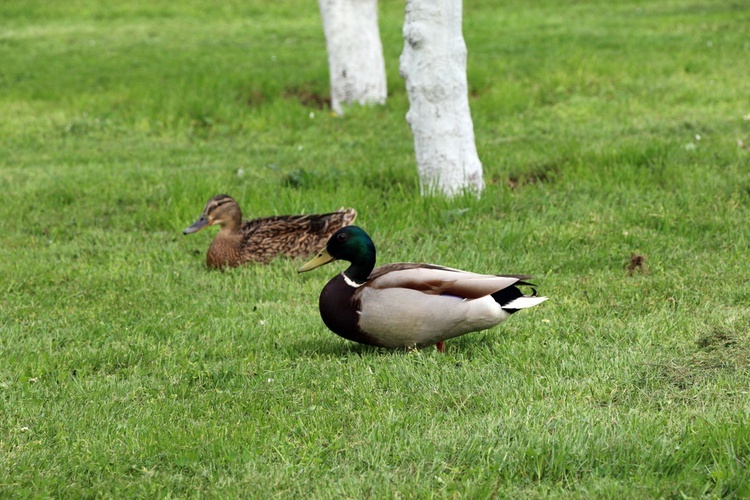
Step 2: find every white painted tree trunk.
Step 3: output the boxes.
[399,0,484,196]
[318,0,387,115]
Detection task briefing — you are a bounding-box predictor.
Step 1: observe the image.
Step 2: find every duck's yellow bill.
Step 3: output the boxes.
[298,248,335,273]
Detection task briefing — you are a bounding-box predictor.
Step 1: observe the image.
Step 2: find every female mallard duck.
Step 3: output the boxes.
[184,194,357,269]
[299,226,547,351]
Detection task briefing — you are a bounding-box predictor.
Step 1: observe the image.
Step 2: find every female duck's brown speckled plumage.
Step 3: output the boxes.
[184,194,357,269]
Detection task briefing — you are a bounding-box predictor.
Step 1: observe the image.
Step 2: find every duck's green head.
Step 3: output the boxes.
[298,226,376,283]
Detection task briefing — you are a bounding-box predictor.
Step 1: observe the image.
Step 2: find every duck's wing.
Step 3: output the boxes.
[240,208,357,259]
[367,263,531,299]
[241,208,356,236]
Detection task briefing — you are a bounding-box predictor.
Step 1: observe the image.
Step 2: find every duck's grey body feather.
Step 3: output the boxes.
[301,226,548,350]
[319,263,546,349]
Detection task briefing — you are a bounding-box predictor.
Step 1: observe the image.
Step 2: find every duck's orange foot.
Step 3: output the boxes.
[436,341,445,353]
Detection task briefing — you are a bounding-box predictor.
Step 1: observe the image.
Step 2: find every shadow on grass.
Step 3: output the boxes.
[499,157,565,190]
[638,322,750,395]
[281,83,330,109]
[289,338,389,358]
[288,332,499,359]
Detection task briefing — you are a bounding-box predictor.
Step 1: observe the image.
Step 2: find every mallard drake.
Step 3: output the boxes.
[299,226,547,351]
[184,194,357,269]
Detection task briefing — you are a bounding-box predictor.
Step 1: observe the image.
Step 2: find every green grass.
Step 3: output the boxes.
[2,0,750,496]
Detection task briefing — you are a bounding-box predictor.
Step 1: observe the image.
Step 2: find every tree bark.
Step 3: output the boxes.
[318,0,387,115]
[400,0,484,196]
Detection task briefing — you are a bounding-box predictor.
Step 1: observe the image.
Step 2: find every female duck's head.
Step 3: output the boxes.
[183,194,242,234]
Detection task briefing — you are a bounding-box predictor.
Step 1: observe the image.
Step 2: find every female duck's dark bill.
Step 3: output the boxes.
[299,248,335,273]
[183,217,210,235]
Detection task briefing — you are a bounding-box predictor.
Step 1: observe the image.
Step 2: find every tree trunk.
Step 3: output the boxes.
[318,0,387,115]
[400,0,484,196]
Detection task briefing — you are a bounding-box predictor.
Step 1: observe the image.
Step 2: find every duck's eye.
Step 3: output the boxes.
[336,233,348,242]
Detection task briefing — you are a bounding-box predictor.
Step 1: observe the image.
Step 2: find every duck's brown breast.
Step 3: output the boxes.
[206,233,244,268]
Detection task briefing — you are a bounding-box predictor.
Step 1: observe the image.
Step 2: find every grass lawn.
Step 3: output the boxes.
[2,0,750,496]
